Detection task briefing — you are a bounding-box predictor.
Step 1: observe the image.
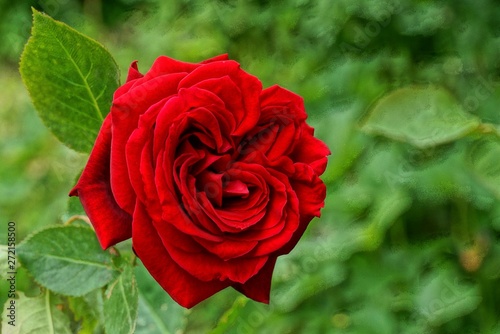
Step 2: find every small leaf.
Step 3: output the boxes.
[104,264,139,334]
[134,262,188,334]
[361,85,480,148]
[17,225,118,296]
[1,291,71,334]
[20,9,119,152]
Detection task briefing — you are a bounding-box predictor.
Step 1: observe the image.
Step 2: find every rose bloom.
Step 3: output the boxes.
[70,54,329,308]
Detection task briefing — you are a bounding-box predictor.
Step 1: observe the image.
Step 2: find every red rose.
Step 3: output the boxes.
[70,54,329,308]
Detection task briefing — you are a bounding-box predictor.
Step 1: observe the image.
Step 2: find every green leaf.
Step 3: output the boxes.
[68,293,102,334]
[17,225,118,296]
[271,261,346,313]
[361,85,480,148]
[0,244,19,280]
[416,267,482,326]
[104,264,139,334]
[1,291,71,334]
[135,262,188,334]
[19,9,119,153]
[468,138,500,200]
[209,297,249,334]
[362,189,412,250]
[349,306,396,334]
[314,103,368,183]
[62,196,87,224]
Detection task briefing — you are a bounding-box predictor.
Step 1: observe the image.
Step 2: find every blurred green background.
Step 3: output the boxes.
[1,0,500,333]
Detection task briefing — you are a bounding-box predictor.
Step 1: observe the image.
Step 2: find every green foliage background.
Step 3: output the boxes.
[1,0,500,333]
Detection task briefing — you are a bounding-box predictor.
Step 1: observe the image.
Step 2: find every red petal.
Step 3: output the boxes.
[126,61,144,82]
[232,257,277,304]
[69,116,132,249]
[132,202,229,308]
[157,223,268,283]
[223,180,249,197]
[110,73,185,214]
[178,61,262,136]
[200,54,230,63]
[292,173,327,218]
[144,55,200,79]
[260,85,307,123]
[194,236,258,260]
[290,124,330,175]
[278,214,316,256]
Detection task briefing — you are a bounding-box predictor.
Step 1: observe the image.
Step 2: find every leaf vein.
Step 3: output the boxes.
[119,275,133,333]
[43,253,111,269]
[53,38,104,122]
[46,291,55,334]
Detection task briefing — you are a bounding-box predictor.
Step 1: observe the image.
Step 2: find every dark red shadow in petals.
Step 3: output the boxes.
[249,174,300,257]
[232,257,277,304]
[152,87,231,157]
[132,202,229,308]
[69,116,132,249]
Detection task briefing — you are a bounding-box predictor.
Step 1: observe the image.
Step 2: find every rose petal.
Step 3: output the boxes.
[132,202,229,308]
[158,223,268,283]
[247,170,300,256]
[125,99,169,220]
[260,85,307,119]
[111,73,186,214]
[69,116,132,249]
[144,55,200,80]
[291,172,327,218]
[193,76,244,123]
[223,180,249,197]
[178,60,262,136]
[276,214,316,256]
[200,54,229,63]
[291,124,330,175]
[232,257,277,303]
[126,61,144,81]
[194,236,258,260]
[153,87,232,156]
[112,62,144,100]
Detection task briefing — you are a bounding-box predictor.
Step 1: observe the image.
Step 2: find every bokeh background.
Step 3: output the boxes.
[1,0,500,333]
